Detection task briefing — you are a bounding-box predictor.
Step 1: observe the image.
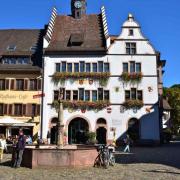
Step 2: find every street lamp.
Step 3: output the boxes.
[57,88,64,149]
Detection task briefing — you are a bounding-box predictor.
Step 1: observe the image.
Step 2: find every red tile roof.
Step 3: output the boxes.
[45,14,106,53]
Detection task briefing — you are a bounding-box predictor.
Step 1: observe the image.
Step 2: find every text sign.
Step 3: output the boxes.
[33,93,45,99]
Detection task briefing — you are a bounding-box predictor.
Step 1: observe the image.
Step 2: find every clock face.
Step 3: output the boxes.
[74,1,82,9]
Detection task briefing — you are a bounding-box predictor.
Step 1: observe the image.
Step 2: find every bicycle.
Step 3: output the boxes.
[94,144,115,168]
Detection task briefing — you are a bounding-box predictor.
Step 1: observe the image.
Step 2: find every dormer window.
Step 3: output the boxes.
[129,29,134,36]
[30,45,37,52]
[7,45,16,51]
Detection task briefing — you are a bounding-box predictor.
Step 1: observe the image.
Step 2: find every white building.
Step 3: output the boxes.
[42,0,162,145]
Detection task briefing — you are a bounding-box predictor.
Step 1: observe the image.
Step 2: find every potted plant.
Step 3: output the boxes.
[86,132,97,145]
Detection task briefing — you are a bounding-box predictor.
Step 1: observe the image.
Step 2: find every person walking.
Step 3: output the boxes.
[13,130,26,168]
[123,134,131,153]
[0,134,7,162]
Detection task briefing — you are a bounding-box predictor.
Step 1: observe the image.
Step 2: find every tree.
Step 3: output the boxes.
[164,85,180,135]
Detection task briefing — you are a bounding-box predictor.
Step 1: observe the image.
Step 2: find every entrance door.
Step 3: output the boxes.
[68,118,89,144]
[127,118,140,141]
[96,127,107,144]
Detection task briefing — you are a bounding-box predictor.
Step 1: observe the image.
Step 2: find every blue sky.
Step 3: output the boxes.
[0,0,179,87]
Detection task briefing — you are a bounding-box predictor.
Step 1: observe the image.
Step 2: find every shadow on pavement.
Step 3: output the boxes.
[115,141,180,169]
[142,170,180,175]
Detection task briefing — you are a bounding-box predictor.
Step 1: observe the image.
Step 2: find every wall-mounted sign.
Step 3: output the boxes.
[148,86,153,92]
[0,94,28,100]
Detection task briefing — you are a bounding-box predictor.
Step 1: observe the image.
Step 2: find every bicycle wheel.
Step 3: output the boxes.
[103,152,109,168]
[110,154,115,166]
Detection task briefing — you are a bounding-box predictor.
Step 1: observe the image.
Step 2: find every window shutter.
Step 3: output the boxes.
[22,104,26,116]
[26,104,32,117]
[8,104,13,115]
[37,105,41,116]
[37,79,42,91]
[24,79,28,90]
[10,79,15,90]
[5,79,9,90]
[3,104,8,115]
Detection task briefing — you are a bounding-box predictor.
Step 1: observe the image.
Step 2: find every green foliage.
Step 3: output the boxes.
[121,72,143,84]
[51,72,110,86]
[52,100,110,112]
[164,85,180,135]
[86,132,96,144]
[122,99,143,110]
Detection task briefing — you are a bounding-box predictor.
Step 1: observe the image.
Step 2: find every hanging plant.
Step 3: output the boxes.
[52,100,110,112]
[52,72,110,86]
[122,99,143,110]
[121,72,143,84]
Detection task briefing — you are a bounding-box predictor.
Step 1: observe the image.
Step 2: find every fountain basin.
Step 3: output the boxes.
[14,145,98,169]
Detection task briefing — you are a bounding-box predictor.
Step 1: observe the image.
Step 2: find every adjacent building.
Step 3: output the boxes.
[0,29,44,141]
[42,0,163,144]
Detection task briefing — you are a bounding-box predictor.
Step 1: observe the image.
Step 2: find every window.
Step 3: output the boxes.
[66,90,71,100]
[73,90,78,100]
[80,61,85,72]
[130,62,135,73]
[62,62,66,72]
[92,63,98,72]
[136,63,141,73]
[129,29,134,36]
[30,45,37,52]
[85,91,90,101]
[98,88,103,100]
[104,63,110,72]
[74,63,79,72]
[79,88,84,101]
[131,88,136,100]
[86,63,91,72]
[32,104,36,117]
[0,80,5,90]
[14,104,22,116]
[98,61,103,72]
[123,63,128,72]
[126,43,136,55]
[7,45,16,51]
[92,91,97,102]
[137,91,143,100]
[29,79,37,90]
[54,91,59,100]
[16,80,24,90]
[67,63,72,72]
[0,104,3,116]
[125,91,130,100]
[125,89,143,101]
[17,58,29,64]
[104,90,110,101]
[56,63,61,72]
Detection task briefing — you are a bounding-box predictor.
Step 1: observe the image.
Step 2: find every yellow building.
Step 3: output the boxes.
[0,29,44,141]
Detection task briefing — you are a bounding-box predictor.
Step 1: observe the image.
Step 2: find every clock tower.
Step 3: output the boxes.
[71,0,87,19]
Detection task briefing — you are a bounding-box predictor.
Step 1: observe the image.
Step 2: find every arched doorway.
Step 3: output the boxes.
[50,118,58,144]
[68,117,89,144]
[127,118,140,142]
[96,118,107,144]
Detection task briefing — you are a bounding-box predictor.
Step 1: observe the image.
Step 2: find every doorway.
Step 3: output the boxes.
[68,117,89,144]
[127,118,140,142]
[96,127,107,144]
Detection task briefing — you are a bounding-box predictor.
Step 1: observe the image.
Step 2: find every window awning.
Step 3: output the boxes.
[0,117,35,127]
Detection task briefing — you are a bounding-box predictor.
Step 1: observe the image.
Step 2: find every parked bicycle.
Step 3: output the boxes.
[94,144,115,168]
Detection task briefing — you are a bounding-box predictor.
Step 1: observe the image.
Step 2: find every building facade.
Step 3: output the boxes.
[0,30,43,141]
[42,0,162,144]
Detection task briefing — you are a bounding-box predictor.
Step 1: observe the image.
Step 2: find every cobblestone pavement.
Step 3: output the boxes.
[0,142,180,180]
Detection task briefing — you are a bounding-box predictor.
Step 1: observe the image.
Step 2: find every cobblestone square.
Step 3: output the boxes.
[0,142,180,180]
